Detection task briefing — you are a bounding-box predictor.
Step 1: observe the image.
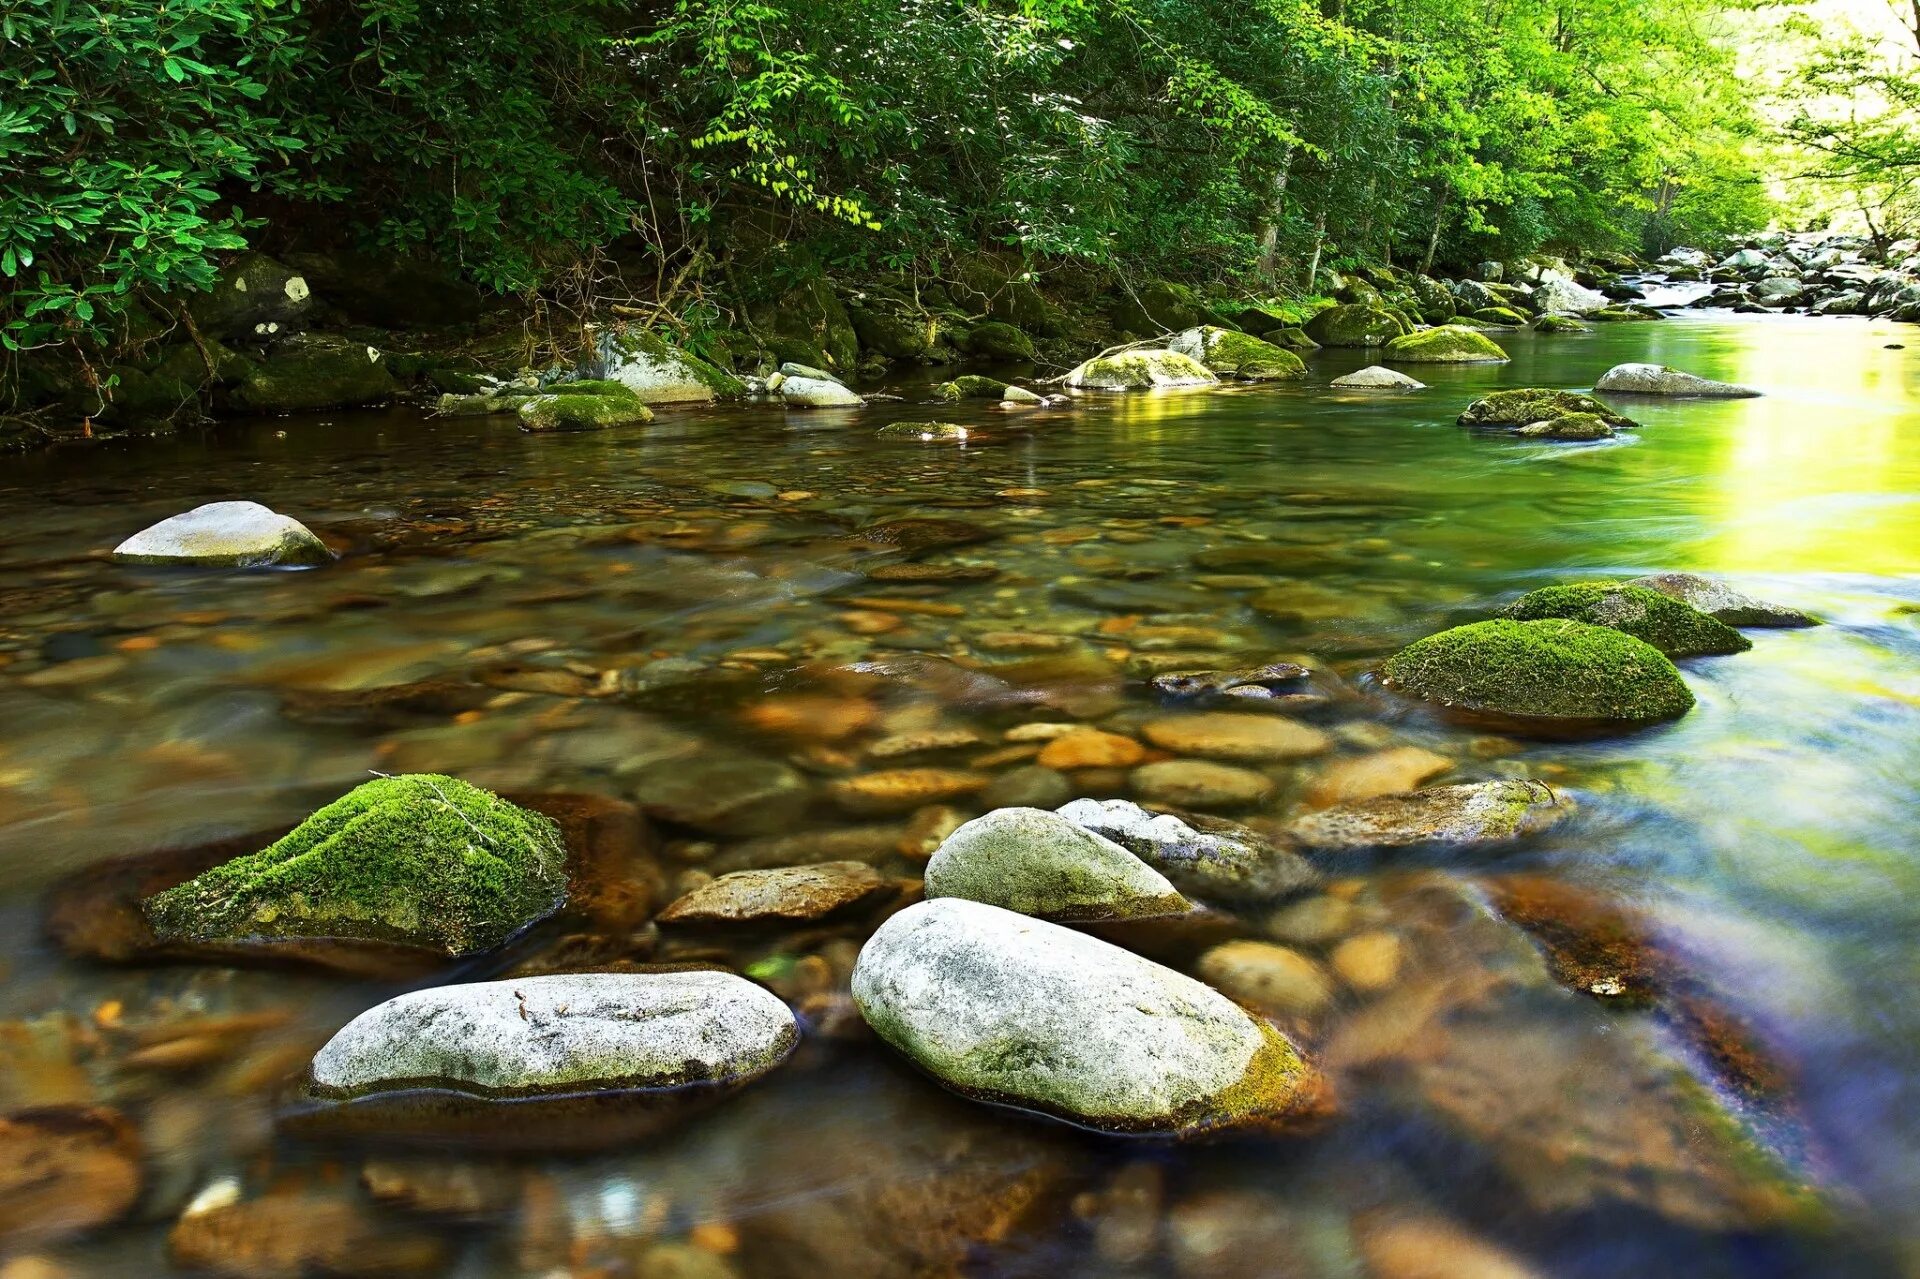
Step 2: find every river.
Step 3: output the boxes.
[0,310,1915,1277]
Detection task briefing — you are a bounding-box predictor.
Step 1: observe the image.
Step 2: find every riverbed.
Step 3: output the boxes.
[1,312,1916,1277]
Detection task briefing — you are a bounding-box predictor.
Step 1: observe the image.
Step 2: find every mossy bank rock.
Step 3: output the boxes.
[1515,413,1616,441]
[852,898,1319,1135]
[1457,388,1636,431]
[230,334,397,414]
[1303,303,1412,348]
[1382,325,1509,364]
[518,381,654,432]
[1383,619,1694,729]
[1167,326,1306,380]
[1501,582,1751,656]
[962,321,1037,361]
[143,775,568,957]
[598,331,746,403]
[1064,349,1217,391]
[1532,314,1592,334]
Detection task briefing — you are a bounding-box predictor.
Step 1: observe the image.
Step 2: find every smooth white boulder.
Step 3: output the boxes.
[925,807,1188,921]
[311,972,799,1097]
[599,332,742,404]
[851,898,1314,1133]
[112,501,331,567]
[779,374,864,408]
[1593,363,1760,398]
[1064,349,1218,391]
[1331,365,1425,390]
[1531,274,1611,315]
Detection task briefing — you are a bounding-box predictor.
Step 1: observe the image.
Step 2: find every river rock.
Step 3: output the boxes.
[1303,746,1454,807]
[1194,940,1336,1018]
[0,1107,143,1248]
[876,421,971,443]
[1149,663,1315,703]
[113,500,332,567]
[1532,313,1591,333]
[311,971,797,1097]
[1382,325,1509,363]
[1501,581,1751,656]
[230,333,397,413]
[1064,349,1217,390]
[1166,327,1305,380]
[1058,798,1321,901]
[924,807,1187,922]
[1383,619,1694,729]
[850,898,1317,1134]
[1288,780,1572,853]
[1132,760,1275,809]
[1515,413,1616,441]
[1593,363,1760,397]
[630,752,813,837]
[779,374,864,408]
[1304,303,1412,347]
[1531,274,1610,315]
[655,862,895,926]
[187,251,313,339]
[829,767,990,815]
[1141,711,1332,762]
[518,381,654,431]
[596,330,745,403]
[143,774,568,957]
[1627,572,1817,627]
[1331,365,1425,389]
[168,1188,447,1279]
[1457,388,1635,430]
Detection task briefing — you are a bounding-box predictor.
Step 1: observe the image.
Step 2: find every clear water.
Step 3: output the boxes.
[0,313,1916,1277]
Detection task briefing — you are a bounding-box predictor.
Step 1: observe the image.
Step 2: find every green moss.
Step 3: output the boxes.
[143,775,568,955]
[1384,618,1695,724]
[1532,313,1591,334]
[1186,328,1305,380]
[556,378,643,402]
[1588,306,1661,322]
[230,336,397,414]
[1501,582,1752,656]
[1382,325,1509,364]
[1457,388,1636,430]
[962,321,1036,361]
[1469,305,1529,326]
[1302,303,1412,347]
[1067,349,1216,390]
[1515,412,1615,441]
[518,392,653,432]
[1112,280,1203,334]
[613,332,747,397]
[938,374,1011,401]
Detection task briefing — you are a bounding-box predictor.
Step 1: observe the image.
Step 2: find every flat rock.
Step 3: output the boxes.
[112,501,331,568]
[925,807,1188,922]
[1331,365,1425,389]
[1303,746,1454,807]
[655,861,895,926]
[1287,780,1572,853]
[1132,760,1275,809]
[829,768,991,815]
[1058,798,1321,902]
[1194,940,1336,1018]
[311,972,799,1098]
[0,1106,142,1248]
[1593,363,1760,397]
[1627,572,1817,627]
[1141,711,1332,762]
[851,898,1317,1134]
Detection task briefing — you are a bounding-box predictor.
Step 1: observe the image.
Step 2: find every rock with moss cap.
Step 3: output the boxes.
[1501,582,1751,656]
[1167,326,1306,380]
[937,374,1011,401]
[1303,304,1412,348]
[1382,325,1510,364]
[517,381,653,432]
[597,330,746,403]
[1287,780,1572,854]
[962,321,1037,361]
[877,421,972,443]
[114,500,332,567]
[143,774,569,957]
[1515,413,1617,441]
[1627,572,1817,628]
[230,334,397,414]
[925,807,1188,922]
[1593,363,1760,398]
[1383,619,1694,729]
[1468,306,1529,327]
[1457,388,1636,431]
[1532,313,1592,334]
[310,971,797,1098]
[851,898,1320,1135]
[1064,349,1217,391]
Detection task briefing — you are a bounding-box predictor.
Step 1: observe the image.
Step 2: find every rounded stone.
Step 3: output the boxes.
[654,861,895,926]
[1064,349,1217,391]
[1331,365,1425,390]
[1382,325,1509,363]
[1593,363,1759,397]
[1132,760,1275,809]
[1195,940,1336,1018]
[851,898,1315,1134]
[1141,712,1332,763]
[310,971,798,1098]
[1500,582,1750,657]
[1287,780,1573,853]
[924,807,1188,922]
[1057,798,1321,902]
[112,501,331,568]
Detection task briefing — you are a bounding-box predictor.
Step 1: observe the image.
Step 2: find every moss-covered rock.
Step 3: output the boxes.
[1457,388,1636,430]
[1411,275,1457,323]
[98,367,197,425]
[953,257,1067,336]
[848,301,935,360]
[749,274,860,372]
[1515,413,1616,441]
[1383,619,1695,728]
[436,390,533,417]
[598,330,745,403]
[187,251,314,341]
[1382,325,1510,364]
[1500,582,1752,656]
[1167,326,1305,380]
[938,374,1012,401]
[113,500,332,567]
[1532,314,1592,334]
[961,321,1036,361]
[1064,349,1217,391]
[1112,280,1204,334]
[1303,303,1412,348]
[229,335,398,414]
[1468,305,1529,327]
[1587,306,1661,322]
[876,421,973,442]
[518,383,653,432]
[143,775,569,956]
[1271,326,1321,351]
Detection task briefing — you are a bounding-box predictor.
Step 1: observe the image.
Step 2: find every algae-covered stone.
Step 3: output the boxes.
[1592,363,1760,398]
[518,383,654,432]
[1112,280,1204,334]
[851,898,1318,1134]
[1457,388,1635,430]
[1501,582,1751,656]
[1515,413,1616,441]
[1303,304,1412,348]
[1332,365,1425,390]
[937,374,1011,401]
[1587,306,1660,322]
[1383,619,1694,728]
[1382,325,1509,364]
[230,334,396,413]
[1166,327,1306,380]
[598,330,746,403]
[1064,349,1217,391]
[1468,306,1529,327]
[1287,780,1572,853]
[1627,572,1817,628]
[963,321,1037,361]
[143,775,568,956]
[1532,314,1591,334]
[925,807,1189,922]
[877,421,972,443]
[113,500,332,568]
[310,971,797,1097]
[187,251,313,340]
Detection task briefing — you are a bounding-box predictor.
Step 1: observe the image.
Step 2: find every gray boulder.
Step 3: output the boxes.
[1287,780,1572,854]
[1331,365,1425,390]
[776,373,864,408]
[851,898,1317,1134]
[1064,349,1217,391]
[1593,363,1759,397]
[595,330,745,404]
[311,971,799,1097]
[1627,572,1817,627]
[1531,275,1610,315]
[925,807,1188,922]
[1057,798,1321,902]
[113,500,331,567]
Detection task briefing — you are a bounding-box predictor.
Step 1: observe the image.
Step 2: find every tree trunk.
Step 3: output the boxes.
[1257,146,1296,278]
[1420,187,1450,275]
[1306,209,1327,292]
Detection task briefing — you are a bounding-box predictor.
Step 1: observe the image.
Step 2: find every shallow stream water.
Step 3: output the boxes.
[1,312,1917,1278]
